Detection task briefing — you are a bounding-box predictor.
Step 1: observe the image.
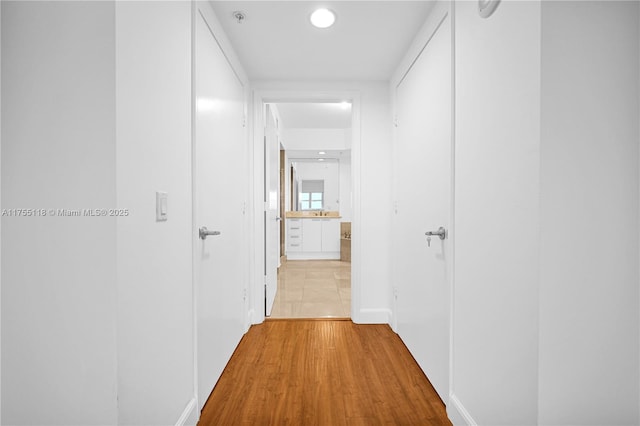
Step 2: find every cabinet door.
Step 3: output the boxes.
[303,219,322,252]
[321,219,340,252]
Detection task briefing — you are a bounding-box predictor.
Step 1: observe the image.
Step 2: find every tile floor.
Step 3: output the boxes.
[270,259,351,318]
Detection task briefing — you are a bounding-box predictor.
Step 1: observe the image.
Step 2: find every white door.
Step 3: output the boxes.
[394,15,451,402]
[264,105,279,316]
[194,9,246,409]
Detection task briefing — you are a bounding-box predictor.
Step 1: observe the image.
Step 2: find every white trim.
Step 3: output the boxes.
[286,252,340,261]
[189,0,198,415]
[250,89,362,325]
[355,308,391,324]
[175,397,197,426]
[396,12,449,89]
[246,308,255,330]
[350,94,362,324]
[449,0,458,412]
[0,0,3,420]
[447,394,477,426]
[388,304,396,332]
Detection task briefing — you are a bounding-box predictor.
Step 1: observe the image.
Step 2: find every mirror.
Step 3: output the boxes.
[290,158,340,211]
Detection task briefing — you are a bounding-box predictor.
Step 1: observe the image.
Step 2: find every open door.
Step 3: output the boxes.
[264,105,279,316]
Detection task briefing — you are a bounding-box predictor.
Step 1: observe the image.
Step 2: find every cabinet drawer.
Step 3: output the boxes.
[287,241,302,252]
[287,219,301,227]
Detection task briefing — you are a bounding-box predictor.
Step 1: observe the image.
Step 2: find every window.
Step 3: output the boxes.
[300,192,323,210]
[299,180,324,210]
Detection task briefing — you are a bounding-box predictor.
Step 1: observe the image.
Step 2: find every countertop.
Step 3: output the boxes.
[285,211,341,219]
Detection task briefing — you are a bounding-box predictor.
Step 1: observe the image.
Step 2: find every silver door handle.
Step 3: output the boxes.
[425,227,447,240]
[199,227,221,240]
[276,217,282,221]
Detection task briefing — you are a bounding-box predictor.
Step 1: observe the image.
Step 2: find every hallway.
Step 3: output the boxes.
[199,320,451,425]
[3,1,640,425]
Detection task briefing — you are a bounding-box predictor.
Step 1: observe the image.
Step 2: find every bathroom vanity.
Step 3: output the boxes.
[285,212,341,260]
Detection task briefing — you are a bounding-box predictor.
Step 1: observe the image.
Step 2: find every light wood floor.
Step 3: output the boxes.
[199,320,451,426]
[271,260,351,318]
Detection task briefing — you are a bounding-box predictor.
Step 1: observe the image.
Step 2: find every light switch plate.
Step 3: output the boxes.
[156,191,168,221]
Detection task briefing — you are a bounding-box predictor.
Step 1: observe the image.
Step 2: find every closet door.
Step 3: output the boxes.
[394,13,452,402]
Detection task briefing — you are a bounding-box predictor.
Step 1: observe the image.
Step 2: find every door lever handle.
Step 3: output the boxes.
[199,226,221,240]
[425,227,447,240]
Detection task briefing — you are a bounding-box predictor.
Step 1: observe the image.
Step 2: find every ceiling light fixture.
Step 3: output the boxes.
[310,8,336,29]
[318,151,326,155]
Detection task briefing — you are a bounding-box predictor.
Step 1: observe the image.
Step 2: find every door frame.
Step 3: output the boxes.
[250,90,361,324]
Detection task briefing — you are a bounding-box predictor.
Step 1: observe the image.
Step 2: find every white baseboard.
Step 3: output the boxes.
[175,397,197,426]
[352,308,391,324]
[388,308,396,331]
[447,394,477,426]
[246,308,256,328]
[286,252,340,260]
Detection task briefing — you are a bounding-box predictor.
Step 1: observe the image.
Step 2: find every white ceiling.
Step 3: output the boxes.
[274,102,352,129]
[287,150,350,160]
[209,1,435,81]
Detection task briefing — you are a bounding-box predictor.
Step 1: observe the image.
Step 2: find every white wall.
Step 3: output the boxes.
[538,2,639,424]
[282,128,350,151]
[452,1,541,424]
[1,2,118,424]
[253,81,392,323]
[2,2,202,424]
[115,2,195,424]
[452,1,640,424]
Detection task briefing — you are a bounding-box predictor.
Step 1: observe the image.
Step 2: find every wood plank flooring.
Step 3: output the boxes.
[199,320,451,426]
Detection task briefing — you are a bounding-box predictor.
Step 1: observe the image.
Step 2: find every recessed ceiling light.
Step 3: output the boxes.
[318,158,325,161]
[310,8,336,29]
[318,151,326,155]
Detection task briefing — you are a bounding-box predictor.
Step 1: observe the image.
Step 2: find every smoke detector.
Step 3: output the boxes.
[233,11,247,24]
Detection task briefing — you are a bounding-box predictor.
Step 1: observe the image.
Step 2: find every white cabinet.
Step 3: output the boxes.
[320,218,340,252]
[286,217,340,260]
[303,219,322,252]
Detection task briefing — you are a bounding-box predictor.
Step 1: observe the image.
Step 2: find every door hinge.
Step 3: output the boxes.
[242,115,247,128]
[393,115,399,127]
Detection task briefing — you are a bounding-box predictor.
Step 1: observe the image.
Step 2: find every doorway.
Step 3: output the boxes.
[263,101,353,319]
